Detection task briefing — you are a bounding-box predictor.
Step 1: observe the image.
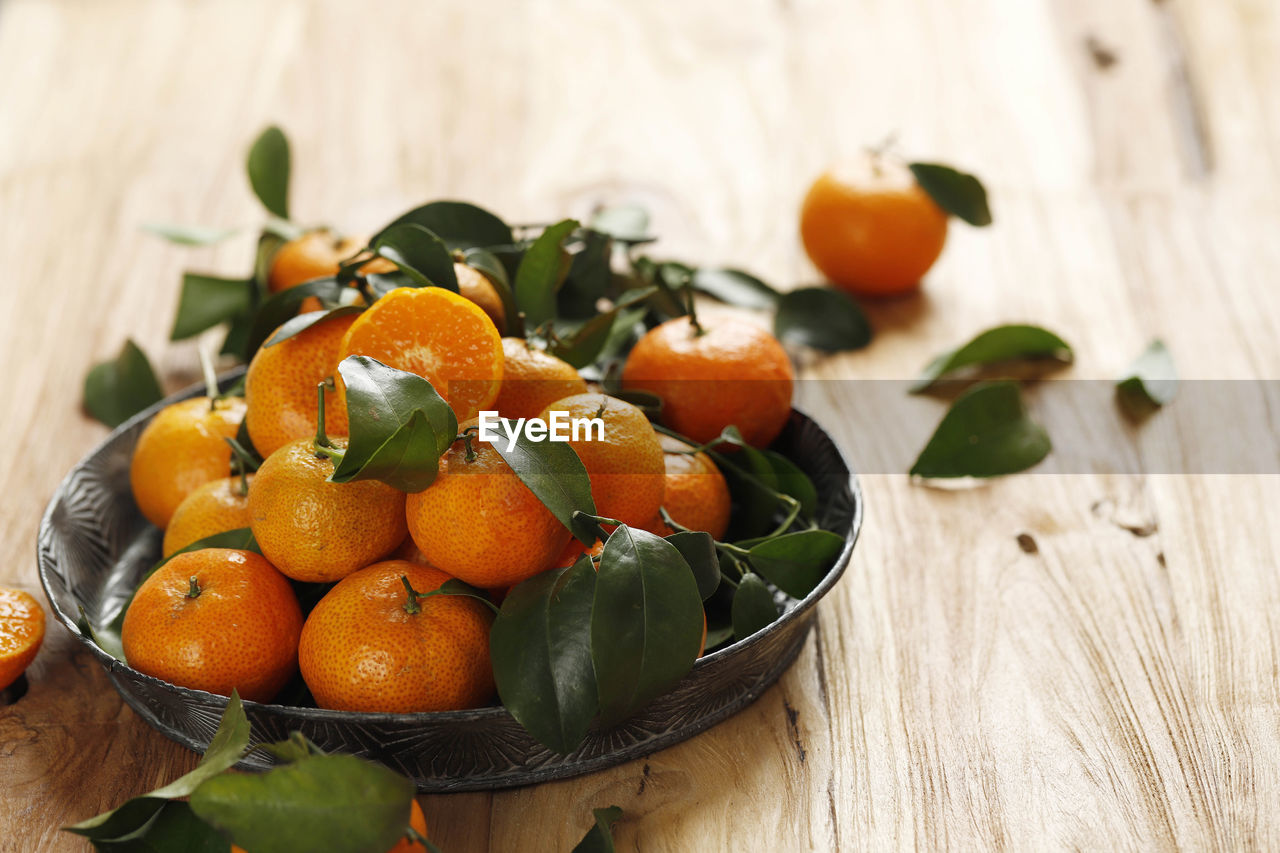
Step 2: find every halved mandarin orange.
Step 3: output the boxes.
[336,287,503,422]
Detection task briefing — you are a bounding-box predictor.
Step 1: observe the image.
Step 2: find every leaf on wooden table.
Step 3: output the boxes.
[911,324,1073,393]
[910,381,1051,478]
[1116,338,1177,414]
[82,338,164,428]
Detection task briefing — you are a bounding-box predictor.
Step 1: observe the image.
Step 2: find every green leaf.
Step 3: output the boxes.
[374,200,513,250]
[67,693,249,845]
[463,247,521,335]
[263,305,364,348]
[558,229,614,319]
[663,531,720,600]
[246,126,290,220]
[143,222,239,246]
[83,339,164,428]
[909,162,993,226]
[909,381,1051,478]
[373,223,458,291]
[573,805,624,853]
[244,277,345,355]
[488,418,598,544]
[1116,339,1177,412]
[515,219,578,329]
[491,558,599,754]
[692,268,781,310]
[171,274,254,341]
[746,530,843,599]
[591,526,704,725]
[190,754,414,853]
[754,450,817,518]
[731,573,779,641]
[911,324,1073,392]
[330,356,458,493]
[589,203,650,241]
[67,800,230,852]
[774,287,871,351]
[551,287,658,369]
[77,604,125,662]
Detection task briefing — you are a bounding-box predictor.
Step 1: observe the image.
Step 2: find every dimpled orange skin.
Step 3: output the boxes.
[249,438,407,583]
[537,394,665,529]
[0,588,45,691]
[799,157,949,297]
[657,434,731,540]
[621,316,794,448]
[405,423,571,589]
[269,230,368,294]
[161,475,254,557]
[299,561,495,713]
[129,396,248,529]
[232,800,429,853]
[121,549,302,703]
[555,538,605,568]
[455,262,507,334]
[493,338,589,421]
[244,311,356,458]
[336,287,504,423]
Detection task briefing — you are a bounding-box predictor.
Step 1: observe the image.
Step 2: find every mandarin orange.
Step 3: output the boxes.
[129,396,247,528]
[0,588,45,692]
[162,475,253,557]
[299,561,494,712]
[657,434,730,539]
[121,549,302,702]
[244,311,356,458]
[405,424,571,589]
[799,155,948,296]
[249,438,407,583]
[455,262,507,334]
[336,287,503,422]
[493,338,588,421]
[621,316,793,448]
[537,393,665,529]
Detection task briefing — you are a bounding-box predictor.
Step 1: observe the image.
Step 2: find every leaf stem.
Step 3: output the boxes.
[199,342,219,408]
[312,382,345,464]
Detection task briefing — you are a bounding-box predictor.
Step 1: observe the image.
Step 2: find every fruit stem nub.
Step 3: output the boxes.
[400,575,422,615]
[684,285,704,336]
[456,426,479,462]
[186,576,202,599]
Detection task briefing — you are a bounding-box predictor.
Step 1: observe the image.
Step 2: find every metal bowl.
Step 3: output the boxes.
[37,373,862,792]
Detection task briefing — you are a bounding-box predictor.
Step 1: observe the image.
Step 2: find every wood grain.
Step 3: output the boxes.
[1,0,1277,849]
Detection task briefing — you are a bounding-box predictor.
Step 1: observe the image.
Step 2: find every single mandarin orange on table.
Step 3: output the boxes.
[129,396,248,529]
[799,155,948,297]
[0,588,45,692]
[244,310,356,458]
[493,338,588,421]
[299,561,494,713]
[405,422,571,589]
[231,800,429,853]
[621,315,793,448]
[537,393,665,530]
[657,434,731,540]
[336,286,504,422]
[161,475,254,557]
[121,549,302,703]
[455,262,507,334]
[249,438,407,583]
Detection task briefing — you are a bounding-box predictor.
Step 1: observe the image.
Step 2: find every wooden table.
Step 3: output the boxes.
[3,0,1278,849]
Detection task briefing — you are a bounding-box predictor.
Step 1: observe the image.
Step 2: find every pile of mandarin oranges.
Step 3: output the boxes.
[121,232,795,713]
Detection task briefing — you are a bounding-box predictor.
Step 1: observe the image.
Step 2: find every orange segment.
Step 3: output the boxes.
[337,287,503,422]
[0,588,45,691]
